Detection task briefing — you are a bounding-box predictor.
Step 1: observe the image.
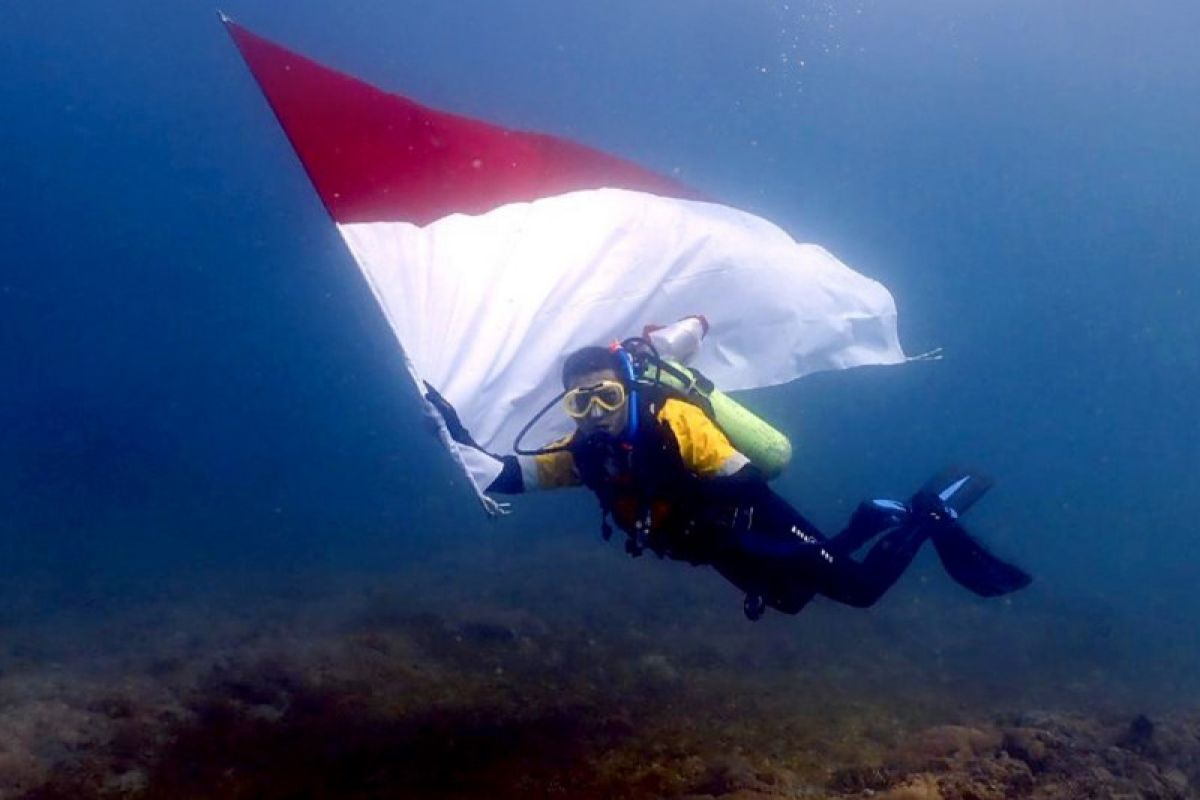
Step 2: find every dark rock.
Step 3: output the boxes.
[1002,727,1049,771]
[693,754,774,796]
[894,725,1003,766]
[457,620,517,646]
[1117,713,1157,755]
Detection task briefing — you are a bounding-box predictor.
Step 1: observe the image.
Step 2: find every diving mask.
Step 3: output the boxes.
[563,380,627,419]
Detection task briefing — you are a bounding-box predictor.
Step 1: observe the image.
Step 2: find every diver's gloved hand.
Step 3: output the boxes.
[423,382,524,495]
[423,382,481,449]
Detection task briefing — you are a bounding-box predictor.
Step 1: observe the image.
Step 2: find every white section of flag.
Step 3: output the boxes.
[338,187,906,496]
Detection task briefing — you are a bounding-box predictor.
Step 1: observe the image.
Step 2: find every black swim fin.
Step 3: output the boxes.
[931,523,1032,597]
[913,467,1031,597]
[916,466,994,520]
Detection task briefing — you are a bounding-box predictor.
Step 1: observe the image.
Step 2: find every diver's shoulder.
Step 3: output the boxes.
[656,396,710,423]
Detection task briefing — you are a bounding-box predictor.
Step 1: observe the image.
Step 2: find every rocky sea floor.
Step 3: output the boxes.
[1,535,1196,799]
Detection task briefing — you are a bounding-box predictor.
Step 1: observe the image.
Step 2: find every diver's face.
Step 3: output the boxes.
[566,368,628,437]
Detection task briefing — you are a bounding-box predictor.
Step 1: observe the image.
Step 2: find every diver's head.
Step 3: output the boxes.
[561,346,629,438]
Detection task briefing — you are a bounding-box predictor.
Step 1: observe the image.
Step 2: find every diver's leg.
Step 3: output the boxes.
[806,472,1029,605]
[711,551,816,618]
[711,468,1028,617]
[829,499,910,555]
[728,489,832,554]
[830,468,993,555]
[806,522,932,608]
[706,489,923,616]
[713,523,929,614]
[704,489,827,618]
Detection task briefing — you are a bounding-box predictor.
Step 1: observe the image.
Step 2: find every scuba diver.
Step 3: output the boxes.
[426,330,1030,620]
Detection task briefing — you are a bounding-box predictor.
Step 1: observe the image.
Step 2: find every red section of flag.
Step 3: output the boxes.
[224,21,695,225]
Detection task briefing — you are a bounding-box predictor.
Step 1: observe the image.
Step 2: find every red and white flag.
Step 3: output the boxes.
[224,19,908,511]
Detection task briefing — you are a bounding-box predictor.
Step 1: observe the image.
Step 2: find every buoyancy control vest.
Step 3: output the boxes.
[571,385,725,560]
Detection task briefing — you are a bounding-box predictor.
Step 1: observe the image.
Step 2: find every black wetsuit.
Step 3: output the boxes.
[566,398,931,616]
[699,482,928,614]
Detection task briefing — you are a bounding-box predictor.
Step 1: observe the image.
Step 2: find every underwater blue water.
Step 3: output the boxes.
[1,0,1197,688]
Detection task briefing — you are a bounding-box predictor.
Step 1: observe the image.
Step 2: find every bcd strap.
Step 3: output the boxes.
[638,359,717,421]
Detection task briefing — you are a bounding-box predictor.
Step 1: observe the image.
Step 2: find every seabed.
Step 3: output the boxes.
[1,536,1195,799]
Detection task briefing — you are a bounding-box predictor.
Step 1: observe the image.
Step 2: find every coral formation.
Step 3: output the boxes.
[1,540,1195,798]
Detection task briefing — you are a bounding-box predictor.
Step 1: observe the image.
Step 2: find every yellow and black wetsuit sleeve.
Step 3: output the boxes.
[515,435,581,491]
[656,398,750,478]
[523,448,581,490]
[486,436,580,493]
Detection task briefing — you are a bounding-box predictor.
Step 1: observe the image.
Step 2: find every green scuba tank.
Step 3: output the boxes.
[640,356,792,478]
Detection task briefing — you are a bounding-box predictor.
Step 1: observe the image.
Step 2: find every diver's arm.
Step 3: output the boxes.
[488,451,583,493]
[653,399,776,506]
[658,399,752,478]
[424,383,578,494]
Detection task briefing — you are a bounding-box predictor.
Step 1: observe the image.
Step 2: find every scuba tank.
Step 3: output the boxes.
[651,358,792,478]
[637,318,793,479]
